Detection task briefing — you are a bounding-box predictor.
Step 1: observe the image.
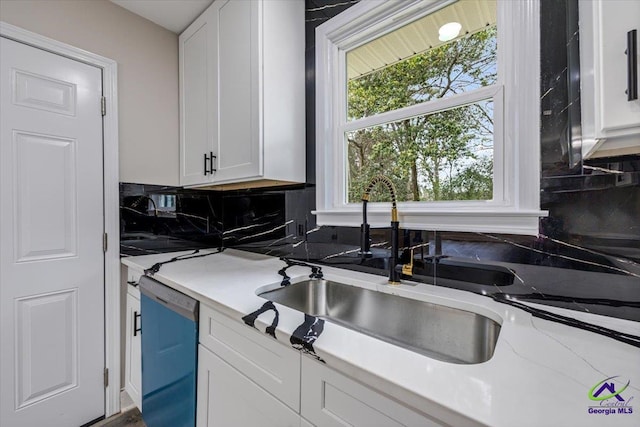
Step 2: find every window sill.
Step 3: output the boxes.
[313,208,548,235]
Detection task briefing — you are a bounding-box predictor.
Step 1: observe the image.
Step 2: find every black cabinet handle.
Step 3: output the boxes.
[203,153,210,176]
[126,280,138,287]
[627,29,638,101]
[210,151,217,173]
[133,311,141,336]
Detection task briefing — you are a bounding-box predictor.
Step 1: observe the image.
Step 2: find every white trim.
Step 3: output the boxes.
[341,85,501,133]
[338,89,505,211]
[0,22,121,418]
[500,0,542,213]
[314,209,542,234]
[314,0,546,235]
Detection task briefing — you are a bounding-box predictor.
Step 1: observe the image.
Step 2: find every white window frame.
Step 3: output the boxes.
[314,0,547,235]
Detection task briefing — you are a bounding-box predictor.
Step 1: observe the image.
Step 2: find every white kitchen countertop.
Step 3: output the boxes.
[122,248,640,427]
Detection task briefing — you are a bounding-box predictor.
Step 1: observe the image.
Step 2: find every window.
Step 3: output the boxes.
[314,0,546,235]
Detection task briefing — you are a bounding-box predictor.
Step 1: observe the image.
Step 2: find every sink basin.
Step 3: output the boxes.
[259,279,501,364]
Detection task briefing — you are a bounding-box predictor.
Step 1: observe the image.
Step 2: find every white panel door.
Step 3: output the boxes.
[0,37,105,426]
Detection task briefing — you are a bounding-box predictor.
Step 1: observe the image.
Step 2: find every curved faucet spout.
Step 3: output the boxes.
[360,175,401,284]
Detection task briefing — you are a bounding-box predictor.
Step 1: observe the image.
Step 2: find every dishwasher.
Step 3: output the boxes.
[139,276,198,427]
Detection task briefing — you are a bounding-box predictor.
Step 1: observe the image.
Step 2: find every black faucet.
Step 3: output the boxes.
[360,176,401,284]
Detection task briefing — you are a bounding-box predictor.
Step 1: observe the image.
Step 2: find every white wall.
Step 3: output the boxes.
[0,0,180,186]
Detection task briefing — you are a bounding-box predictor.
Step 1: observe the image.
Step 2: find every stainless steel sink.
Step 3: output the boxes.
[259,279,501,364]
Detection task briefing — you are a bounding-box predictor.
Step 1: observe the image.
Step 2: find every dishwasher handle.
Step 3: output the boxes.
[139,276,199,322]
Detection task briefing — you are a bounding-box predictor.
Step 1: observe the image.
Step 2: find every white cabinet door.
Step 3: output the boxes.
[580,0,640,157]
[179,8,216,186]
[124,292,142,410]
[301,358,444,427]
[213,0,261,182]
[197,345,301,427]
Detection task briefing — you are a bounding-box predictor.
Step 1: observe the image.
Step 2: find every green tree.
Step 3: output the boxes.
[346,26,496,202]
[440,156,493,201]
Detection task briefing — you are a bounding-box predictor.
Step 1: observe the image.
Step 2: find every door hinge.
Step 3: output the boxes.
[101,96,106,116]
[104,368,109,388]
[103,233,108,253]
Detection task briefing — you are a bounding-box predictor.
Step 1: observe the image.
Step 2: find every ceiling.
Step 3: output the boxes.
[347,0,496,79]
[110,0,496,78]
[110,0,214,34]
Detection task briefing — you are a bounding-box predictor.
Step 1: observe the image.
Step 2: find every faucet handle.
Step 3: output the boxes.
[401,248,414,277]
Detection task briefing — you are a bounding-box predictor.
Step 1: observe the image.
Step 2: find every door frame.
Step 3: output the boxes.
[0,22,121,418]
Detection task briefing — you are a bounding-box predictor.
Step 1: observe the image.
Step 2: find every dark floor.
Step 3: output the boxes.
[91,408,145,427]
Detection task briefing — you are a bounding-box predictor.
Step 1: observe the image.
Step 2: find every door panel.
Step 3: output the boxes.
[15,289,78,409]
[14,131,77,261]
[13,69,77,116]
[1,37,105,427]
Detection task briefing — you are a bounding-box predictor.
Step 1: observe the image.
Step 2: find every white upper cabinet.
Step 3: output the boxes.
[179,0,305,189]
[580,0,640,158]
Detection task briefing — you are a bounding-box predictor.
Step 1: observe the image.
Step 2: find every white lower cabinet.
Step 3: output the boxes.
[300,357,443,427]
[197,345,301,426]
[196,304,445,427]
[197,304,302,426]
[124,287,142,409]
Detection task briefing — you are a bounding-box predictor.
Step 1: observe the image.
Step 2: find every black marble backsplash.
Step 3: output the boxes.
[120,0,639,322]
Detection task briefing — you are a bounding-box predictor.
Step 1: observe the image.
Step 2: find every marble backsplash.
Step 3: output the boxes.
[120,180,639,322]
[120,0,639,322]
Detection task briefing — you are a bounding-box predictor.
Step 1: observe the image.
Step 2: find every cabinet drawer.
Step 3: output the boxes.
[199,304,301,411]
[301,357,444,427]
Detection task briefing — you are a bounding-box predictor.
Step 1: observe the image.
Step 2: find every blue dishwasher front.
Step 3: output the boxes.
[139,276,198,427]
